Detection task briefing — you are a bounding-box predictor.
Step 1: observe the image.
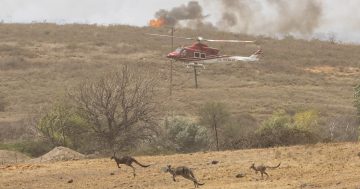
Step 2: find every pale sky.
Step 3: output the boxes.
[1,0,359,43]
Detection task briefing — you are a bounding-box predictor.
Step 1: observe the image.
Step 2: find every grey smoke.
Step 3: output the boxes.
[268,0,322,34]
[217,0,323,36]
[154,1,209,27]
[155,0,323,38]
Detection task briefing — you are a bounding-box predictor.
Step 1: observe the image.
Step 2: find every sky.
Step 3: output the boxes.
[1,0,359,43]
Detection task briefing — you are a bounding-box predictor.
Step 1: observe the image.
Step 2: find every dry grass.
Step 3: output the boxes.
[0,23,359,139]
[1,142,360,188]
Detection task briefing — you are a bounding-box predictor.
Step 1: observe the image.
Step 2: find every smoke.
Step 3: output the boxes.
[153,0,326,40]
[154,1,214,29]
[217,0,323,36]
[217,0,259,33]
[267,0,322,34]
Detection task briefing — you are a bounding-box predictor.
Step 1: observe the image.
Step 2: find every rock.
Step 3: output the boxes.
[67,179,73,183]
[235,173,246,178]
[110,172,115,175]
[211,160,219,165]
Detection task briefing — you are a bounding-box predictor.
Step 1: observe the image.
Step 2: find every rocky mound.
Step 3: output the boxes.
[30,146,85,163]
[0,150,31,164]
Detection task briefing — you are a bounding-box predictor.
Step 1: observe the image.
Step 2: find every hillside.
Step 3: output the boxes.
[1,142,360,188]
[0,24,360,140]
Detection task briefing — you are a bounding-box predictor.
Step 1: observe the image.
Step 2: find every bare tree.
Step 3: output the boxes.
[198,102,229,151]
[71,65,158,152]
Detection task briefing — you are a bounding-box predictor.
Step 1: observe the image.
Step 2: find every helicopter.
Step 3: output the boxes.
[146,33,262,68]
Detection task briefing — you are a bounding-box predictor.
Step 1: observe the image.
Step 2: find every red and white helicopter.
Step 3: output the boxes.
[147,33,262,68]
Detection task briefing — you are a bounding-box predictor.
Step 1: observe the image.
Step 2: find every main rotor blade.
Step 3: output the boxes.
[146,33,255,43]
[203,39,255,43]
[145,33,194,40]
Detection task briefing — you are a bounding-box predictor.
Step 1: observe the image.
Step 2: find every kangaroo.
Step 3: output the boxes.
[250,162,281,179]
[110,153,150,177]
[165,165,204,188]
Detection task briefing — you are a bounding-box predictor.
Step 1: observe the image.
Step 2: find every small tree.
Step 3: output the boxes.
[71,65,158,152]
[198,102,229,151]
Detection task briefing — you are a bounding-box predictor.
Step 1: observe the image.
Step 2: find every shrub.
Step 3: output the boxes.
[159,117,210,153]
[220,113,258,149]
[255,110,319,147]
[36,102,88,150]
[293,110,319,131]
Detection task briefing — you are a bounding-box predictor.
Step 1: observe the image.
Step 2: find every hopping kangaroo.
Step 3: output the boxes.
[110,153,150,177]
[165,165,204,188]
[250,162,281,179]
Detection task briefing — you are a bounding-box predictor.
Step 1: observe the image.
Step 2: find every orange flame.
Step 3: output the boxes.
[149,18,166,28]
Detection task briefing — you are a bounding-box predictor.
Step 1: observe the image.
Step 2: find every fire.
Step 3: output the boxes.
[149,18,166,28]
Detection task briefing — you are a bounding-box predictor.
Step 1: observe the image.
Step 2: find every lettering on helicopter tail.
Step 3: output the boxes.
[219,58,237,62]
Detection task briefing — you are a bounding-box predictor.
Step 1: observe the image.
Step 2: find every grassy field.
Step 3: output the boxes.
[0,23,359,128]
[1,142,360,189]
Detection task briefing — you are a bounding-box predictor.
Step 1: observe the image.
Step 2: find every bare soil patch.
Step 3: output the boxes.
[1,142,360,189]
[0,150,30,164]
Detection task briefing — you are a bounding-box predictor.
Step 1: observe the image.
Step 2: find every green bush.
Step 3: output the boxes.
[159,117,210,153]
[255,110,319,147]
[36,102,89,151]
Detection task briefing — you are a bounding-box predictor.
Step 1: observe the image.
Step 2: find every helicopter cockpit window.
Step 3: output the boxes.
[175,47,182,53]
[200,53,206,59]
[194,52,200,58]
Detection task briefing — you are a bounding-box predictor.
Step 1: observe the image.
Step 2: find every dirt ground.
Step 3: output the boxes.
[1,142,360,189]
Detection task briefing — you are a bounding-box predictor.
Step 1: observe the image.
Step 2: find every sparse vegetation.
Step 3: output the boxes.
[355,84,360,119]
[0,140,53,157]
[0,23,359,157]
[198,102,229,151]
[0,94,6,112]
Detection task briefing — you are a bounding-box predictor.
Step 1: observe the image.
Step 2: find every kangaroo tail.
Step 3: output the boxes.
[267,162,281,169]
[133,159,150,168]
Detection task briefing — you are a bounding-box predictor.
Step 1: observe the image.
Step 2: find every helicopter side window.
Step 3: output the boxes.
[200,53,206,59]
[194,52,200,58]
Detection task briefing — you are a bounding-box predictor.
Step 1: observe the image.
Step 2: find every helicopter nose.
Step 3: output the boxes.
[167,52,178,58]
